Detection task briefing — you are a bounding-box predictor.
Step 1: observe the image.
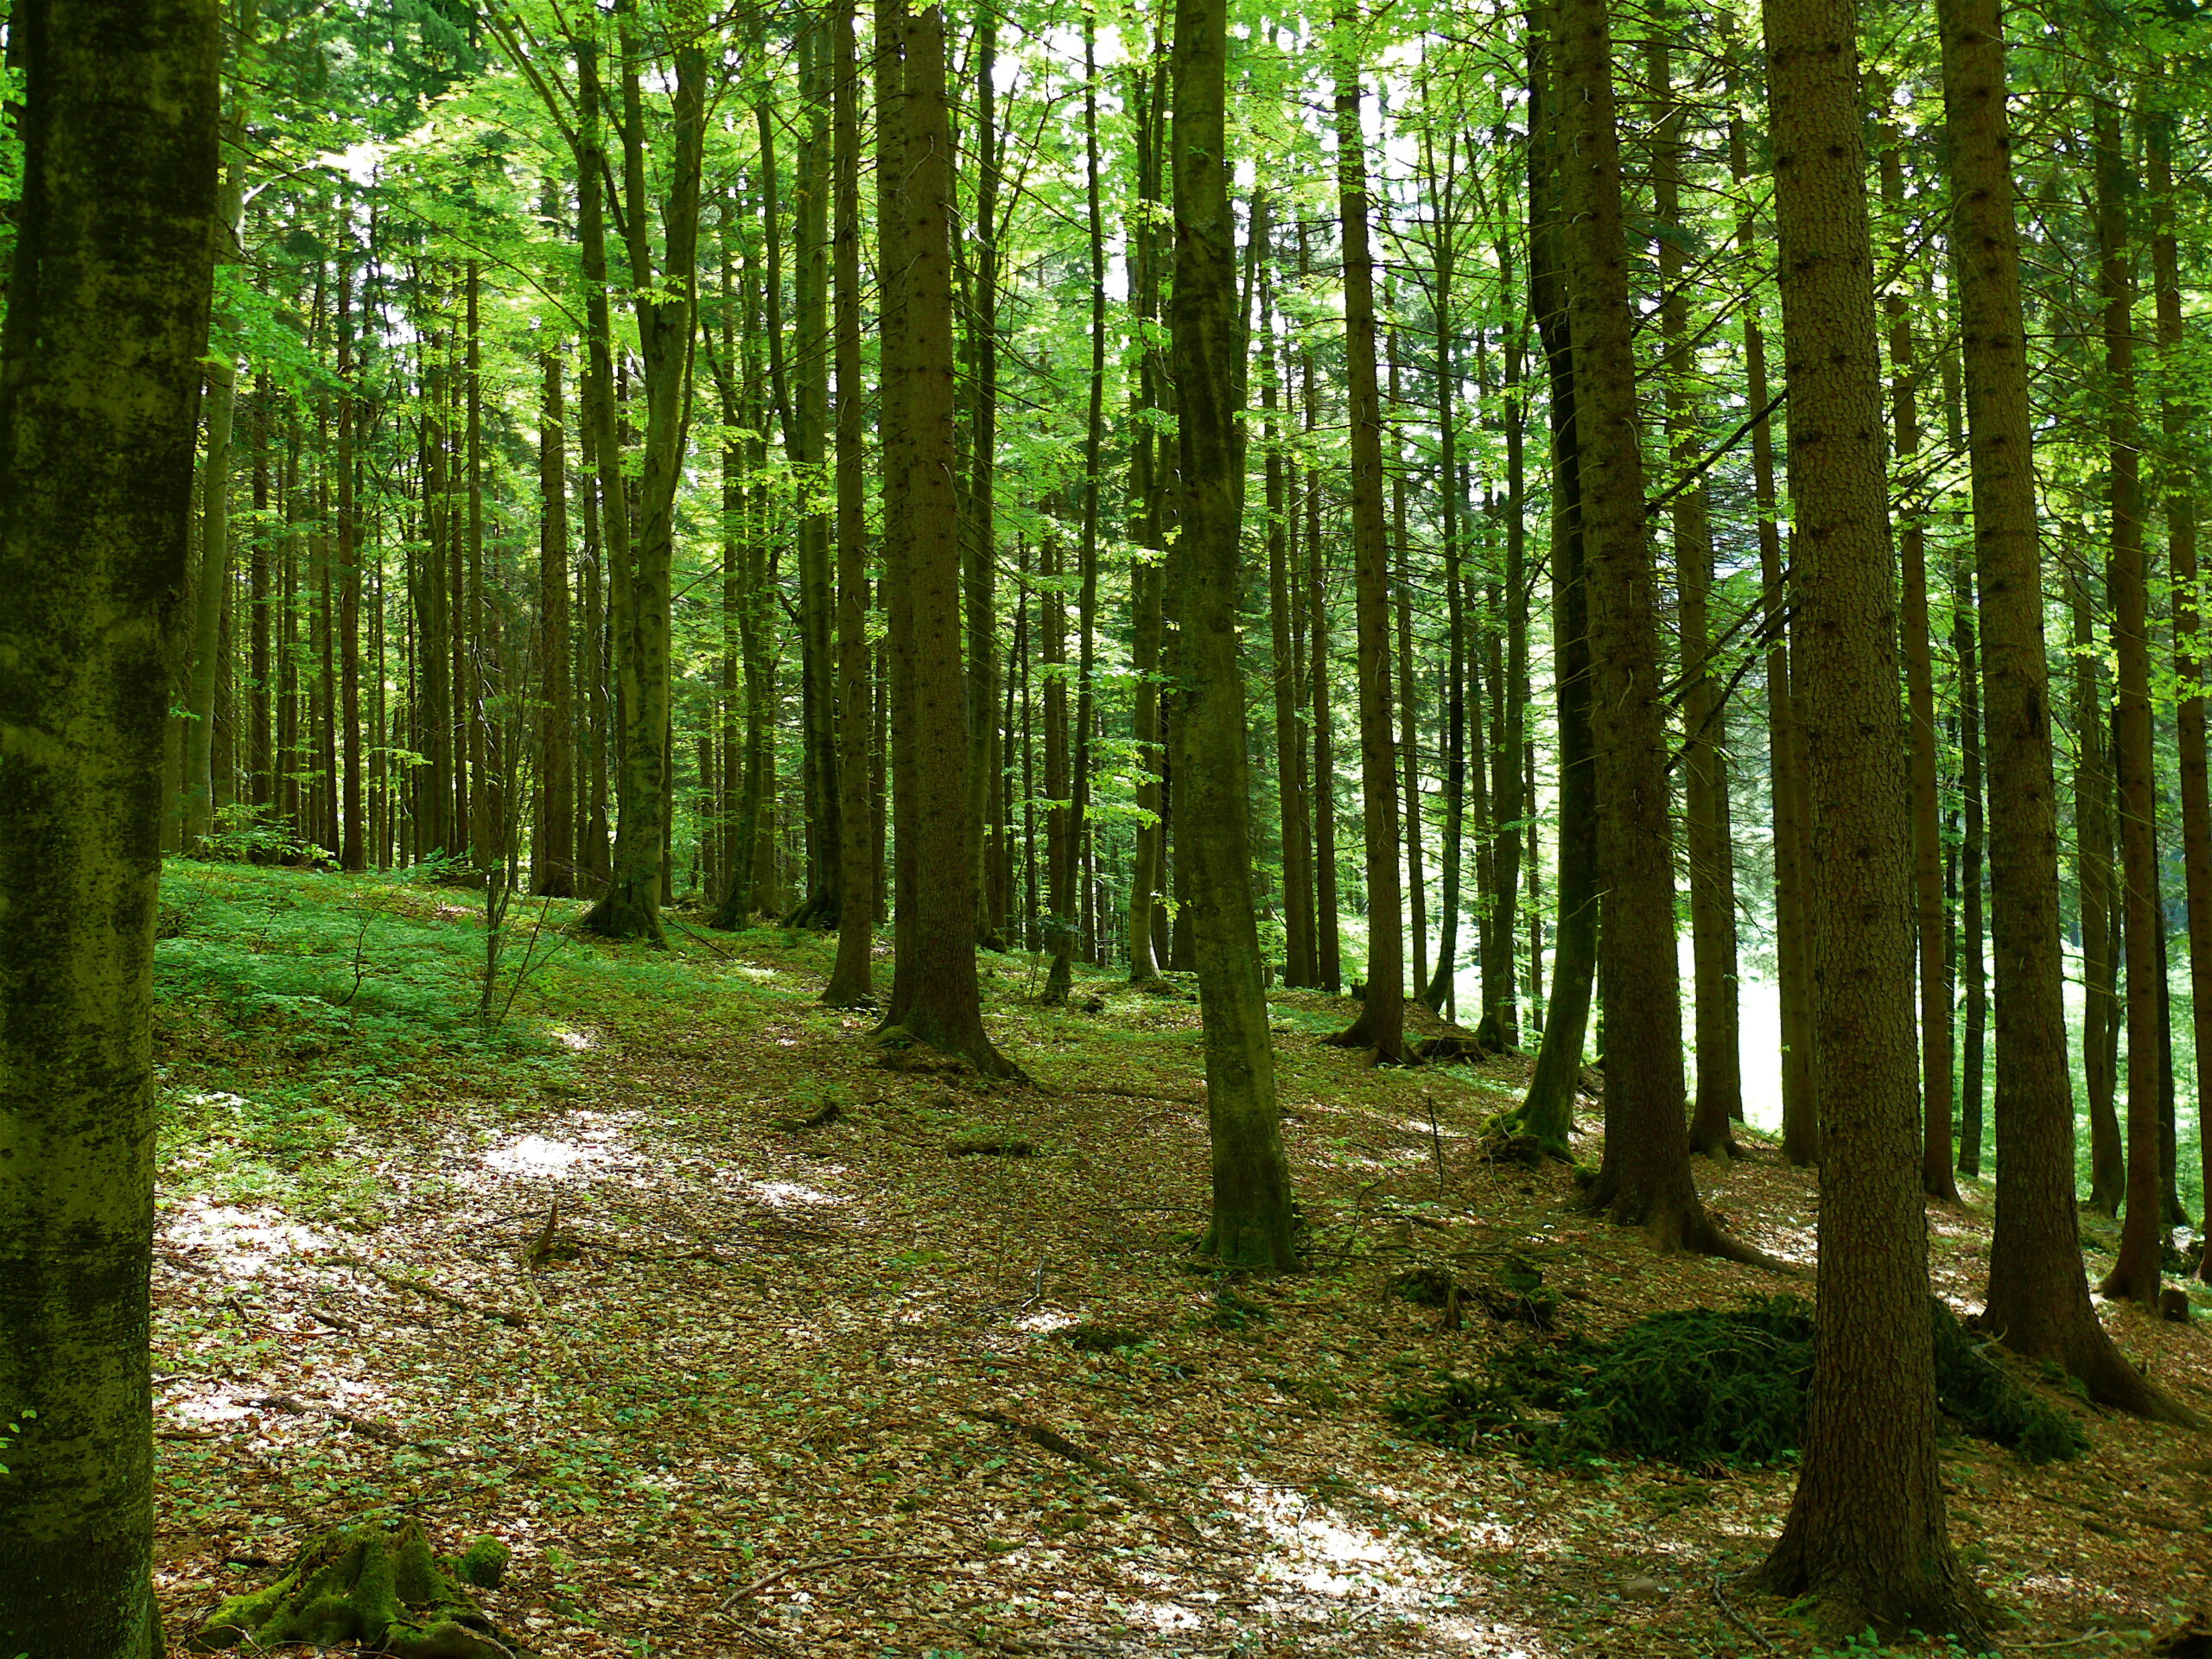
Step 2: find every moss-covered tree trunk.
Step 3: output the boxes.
[0,4,221,1654]
[582,0,705,945]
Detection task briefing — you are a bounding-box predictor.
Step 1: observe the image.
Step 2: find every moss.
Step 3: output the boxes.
[1392,1295,2087,1471]
[190,1519,527,1657]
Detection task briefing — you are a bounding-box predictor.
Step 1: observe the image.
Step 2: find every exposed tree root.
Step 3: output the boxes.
[190,1519,521,1657]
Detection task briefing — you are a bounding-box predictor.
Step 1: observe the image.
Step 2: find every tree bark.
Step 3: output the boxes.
[2094,99,2164,1312]
[1748,0,1979,1627]
[1170,0,1297,1267]
[878,3,1015,1075]
[1556,0,1729,1254]
[1878,136,1955,1198]
[1325,24,1411,1065]
[823,0,875,1007]
[1652,30,1739,1152]
[0,4,220,1652]
[2149,112,2212,1281]
[1938,0,2191,1421]
[1516,21,1596,1155]
[582,0,706,944]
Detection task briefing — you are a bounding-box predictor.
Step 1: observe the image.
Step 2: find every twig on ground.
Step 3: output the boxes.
[247,1392,417,1446]
[337,1256,530,1328]
[721,1552,952,1608]
[1710,1570,1778,1656]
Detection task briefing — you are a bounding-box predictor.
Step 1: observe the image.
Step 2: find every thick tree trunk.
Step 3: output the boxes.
[1556,0,1732,1255]
[1747,0,1979,1629]
[1938,0,2191,1421]
[878,3,1015,1075]
[1170,0,1296,1268]
[0,5,220,1652]
[1325,31,1410,1065]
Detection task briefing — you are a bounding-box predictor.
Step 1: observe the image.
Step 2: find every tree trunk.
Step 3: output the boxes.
[1723,37,1817,1164]
[2150,115,2212,1282]
[1556,0,1730,1255]
[1878,137,1954,1198]
[582,0,705,944]
[535,340,575,896]
[1747,0,1979,1628]
[1129,54,1173,983]
[1516,22,1596,1154]
[1653,31,1739,1153]
[182,65,250,852]
[1325,28,1410,1065]
[1938,0,2190,1421]
[1478,238,1528,1055]
[1417,128,1465,1020]
[2094,99,2164,1312]
[878,3,1015,1075]
[2075,568,2125,1215]
[1046,21,1109,1006]
[0,5,220,1652]
[1169,0,1296,1267]
[1955,555,1989,1176]
[823,0,876,1007]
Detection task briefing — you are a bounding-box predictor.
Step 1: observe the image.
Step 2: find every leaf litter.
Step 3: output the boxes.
[147,870,2212,1656]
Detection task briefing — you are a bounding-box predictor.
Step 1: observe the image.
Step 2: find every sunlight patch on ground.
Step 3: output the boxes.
[550,1027,600,1051]
[484,1134,612,1178]
[1015,1310,1077,1333]
[168,1201,334,1277]
[743,1178,847,1208]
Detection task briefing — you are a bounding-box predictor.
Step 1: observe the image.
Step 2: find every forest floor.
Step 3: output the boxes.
[148,864,2211,1659]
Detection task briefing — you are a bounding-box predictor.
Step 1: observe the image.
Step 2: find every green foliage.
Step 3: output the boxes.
[1391,1295,2087,1471]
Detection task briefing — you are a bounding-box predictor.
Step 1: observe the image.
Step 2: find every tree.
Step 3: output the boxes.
[1747,0,1980,1629]
[877,2,1018,1077]
[2094,96,2163,1312]
[823,0,876,1008]
[1170,0,1298,1268]
[0,3,223,1652]
[1937,0,2191,1420]
[1554,0,1739,1255]
[1325,16,1413,1065]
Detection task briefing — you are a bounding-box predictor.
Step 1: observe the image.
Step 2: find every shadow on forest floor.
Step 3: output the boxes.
[147,864,2212,1657]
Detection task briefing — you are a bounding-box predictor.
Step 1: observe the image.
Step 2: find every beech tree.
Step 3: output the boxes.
[0,2,223,1651]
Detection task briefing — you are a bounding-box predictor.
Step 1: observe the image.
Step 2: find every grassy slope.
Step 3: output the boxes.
[148,865,2211,1657]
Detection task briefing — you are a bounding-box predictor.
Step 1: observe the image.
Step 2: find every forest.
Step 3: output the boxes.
[3,0,2212,1652]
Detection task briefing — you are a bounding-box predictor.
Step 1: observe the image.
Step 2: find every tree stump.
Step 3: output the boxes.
[190,1518,521,1657]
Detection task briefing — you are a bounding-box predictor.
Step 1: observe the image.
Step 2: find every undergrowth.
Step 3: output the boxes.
[1391,1294,2088,1470]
